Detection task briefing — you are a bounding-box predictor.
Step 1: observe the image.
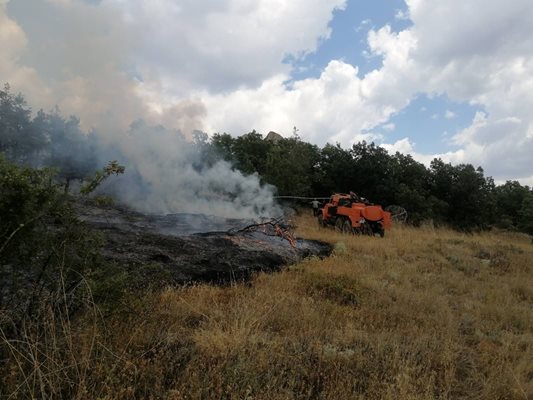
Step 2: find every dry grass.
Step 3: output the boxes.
[2,214,533,399]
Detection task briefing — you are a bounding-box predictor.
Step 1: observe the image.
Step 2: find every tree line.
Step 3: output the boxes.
[205,131,532,233]
[1,83,532,234]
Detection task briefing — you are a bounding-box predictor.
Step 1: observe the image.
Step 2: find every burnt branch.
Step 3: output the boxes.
[228,217,296,248]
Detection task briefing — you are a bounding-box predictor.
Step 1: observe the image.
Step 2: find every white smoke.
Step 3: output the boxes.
[1,0,284,219]
[97,121,280,219]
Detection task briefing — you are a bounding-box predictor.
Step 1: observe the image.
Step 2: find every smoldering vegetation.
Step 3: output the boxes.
[75,198,332,286]
[0,84,280,220]
[95,120,280,218]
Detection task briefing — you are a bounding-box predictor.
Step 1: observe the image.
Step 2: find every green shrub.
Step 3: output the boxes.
[0,155,102,324]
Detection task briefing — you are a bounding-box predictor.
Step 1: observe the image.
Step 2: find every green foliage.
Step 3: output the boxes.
[518,193,533,235]
[1,84,99,192]
[350,141,395,202]
[2,83,532,234]
[0,83,45,163]
[206,133,521,232]
[80,160,125,195]
[35,109,98,191]
[429,162,495,229]
[494,181,531,230]
[211,130,273,176]
[0,155,59,256]
[264,137,320,196]
[232,131,271,175]
[316,143,354,194]
[211,132,235,162]
[0,156,103,323]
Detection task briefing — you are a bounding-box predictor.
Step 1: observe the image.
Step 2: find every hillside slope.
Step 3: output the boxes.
[3,215,532,399]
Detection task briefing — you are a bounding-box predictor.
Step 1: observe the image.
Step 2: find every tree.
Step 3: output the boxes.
[316,143,354,195]
[350,141,394,203]
[450,165,494,229]
[210,132,235,162]
[0,155,101,321]
[80,160,125,195]
[493,181,530,229]
[390,153,431,223]
[429,160,494,229]
[517,192,533,235]
[232,130,272,176]
[0,83,45,163]
[39,109,98,192]
[264,136,320,196]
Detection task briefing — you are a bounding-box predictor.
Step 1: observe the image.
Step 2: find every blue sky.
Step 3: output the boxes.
[2,0,533,184]
[376,94,481,154]
[288,0,482,155]
[289,0,411,80]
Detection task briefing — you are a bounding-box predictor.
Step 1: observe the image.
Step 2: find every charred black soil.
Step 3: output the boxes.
[76,200,332,286]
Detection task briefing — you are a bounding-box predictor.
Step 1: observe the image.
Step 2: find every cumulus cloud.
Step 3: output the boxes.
[200,24,418,146]
[2,0,346,133]
[122,0,346,93]
[2,0,533,184]
[397,0,533,181]
[381,137,415,155]
[206,0,533,182]
[200,60,399,145]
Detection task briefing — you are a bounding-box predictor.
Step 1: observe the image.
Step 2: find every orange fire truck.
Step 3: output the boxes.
[318,193,391,237]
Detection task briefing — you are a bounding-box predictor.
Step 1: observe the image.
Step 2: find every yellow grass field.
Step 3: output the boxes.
[3,214,533,399]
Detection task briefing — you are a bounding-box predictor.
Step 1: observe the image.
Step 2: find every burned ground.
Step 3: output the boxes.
[76,200,332,286]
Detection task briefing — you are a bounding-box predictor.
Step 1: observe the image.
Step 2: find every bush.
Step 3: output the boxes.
[0,155,102,325]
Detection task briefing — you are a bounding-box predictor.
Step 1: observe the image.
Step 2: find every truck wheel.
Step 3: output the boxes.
[317,214,325,228]
[335,218,344,232]
[342,220,353,234]
[377,223,385,237]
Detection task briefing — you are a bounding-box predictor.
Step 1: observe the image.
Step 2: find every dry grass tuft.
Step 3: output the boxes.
[2,214,533,399]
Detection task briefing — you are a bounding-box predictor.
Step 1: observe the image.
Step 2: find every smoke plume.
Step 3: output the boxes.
[95,120,280,219]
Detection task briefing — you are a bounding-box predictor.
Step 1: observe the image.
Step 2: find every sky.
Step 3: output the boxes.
[1,0,533,185]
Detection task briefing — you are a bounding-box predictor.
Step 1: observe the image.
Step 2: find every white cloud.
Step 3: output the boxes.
[382,123,395,132]
[517,175,533,186]
[403,0,533,181]
[382,137,466,168]
[107,0,347,93]
[2,0,533,184]
[445,110,456,119]
[382,138,414,155]
[2,0,346,134]
[200,61,393,145]
[357,0,533,182]
[394,9,409,21]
